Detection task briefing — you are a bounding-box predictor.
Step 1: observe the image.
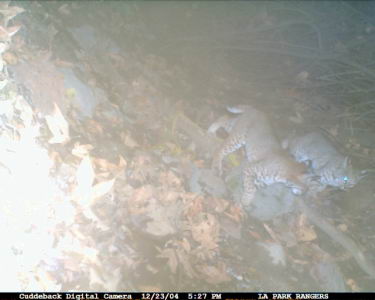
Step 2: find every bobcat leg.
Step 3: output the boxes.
[274,174,307,196]
[212,137,245,175]
[241,167,257,207]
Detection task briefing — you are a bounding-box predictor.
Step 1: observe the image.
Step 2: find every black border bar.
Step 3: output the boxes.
[0,292,374,300]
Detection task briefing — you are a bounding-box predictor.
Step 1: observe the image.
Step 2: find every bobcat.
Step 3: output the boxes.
[209,105,307,206]
[282,131,363,191]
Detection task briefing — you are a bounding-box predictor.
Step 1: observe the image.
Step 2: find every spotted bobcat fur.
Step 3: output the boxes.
[282,131,362,190]
[209,105,307,206]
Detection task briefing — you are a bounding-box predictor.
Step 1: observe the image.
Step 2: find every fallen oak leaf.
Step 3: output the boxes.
[0,41,7,54]
[190,213,220,250]
[159,170,182,187]
[116,155,127,174]
[75,155,95,203]
[2,51,17,64]
[144,204,181,237]
[92,157,121,174]
[180,238,191,253]
[207,197,229,214]
[91,178,115,201]
[224,204,245,223]
[0,78,8,90]
[296,214,317,242]
[346,278,360,292]
[76,159,116,205]
[71,143,94,158]
[45,102,70,144]
[73,156,113,228]
[121,132,139,148]
[158,190,180,205]
[183,195,204,218]
[0,24,21,41]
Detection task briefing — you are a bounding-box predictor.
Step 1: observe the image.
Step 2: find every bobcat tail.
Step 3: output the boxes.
[226,104,252,114]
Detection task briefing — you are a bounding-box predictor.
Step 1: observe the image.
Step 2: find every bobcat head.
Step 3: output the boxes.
[323,157,364,189]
